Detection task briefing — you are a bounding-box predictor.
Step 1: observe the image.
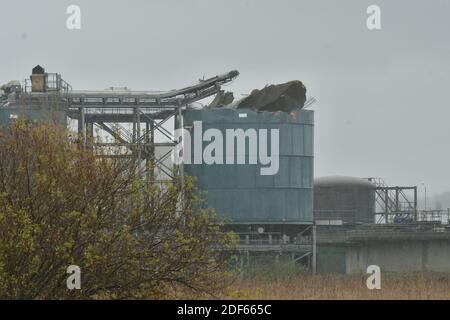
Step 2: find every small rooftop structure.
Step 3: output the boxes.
[32,65,45,75]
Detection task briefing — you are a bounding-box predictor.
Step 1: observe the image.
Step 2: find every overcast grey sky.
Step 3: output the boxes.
[1,0,449,196]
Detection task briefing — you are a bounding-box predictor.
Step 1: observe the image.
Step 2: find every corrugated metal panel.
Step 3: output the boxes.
[183,108,314,224]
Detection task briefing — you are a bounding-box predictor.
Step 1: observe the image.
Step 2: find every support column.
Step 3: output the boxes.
[135,107,141,163]
[312,223,317,275]
[87,122,94,140]
[78,107,86,144]
[177,106,184,185]
[149,121,155,182]
[384,189,389,223]
[395,188,399,212]
[414,186,418,221]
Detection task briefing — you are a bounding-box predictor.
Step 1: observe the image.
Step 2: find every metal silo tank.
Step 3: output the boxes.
[314,176,376,223]
[182,108,314,224]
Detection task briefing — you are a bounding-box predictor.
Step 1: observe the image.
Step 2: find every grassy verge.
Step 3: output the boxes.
[222,272,450,299]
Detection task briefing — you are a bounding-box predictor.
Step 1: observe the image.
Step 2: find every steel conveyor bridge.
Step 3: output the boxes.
[66,70,239,180]
[1,69,239,179]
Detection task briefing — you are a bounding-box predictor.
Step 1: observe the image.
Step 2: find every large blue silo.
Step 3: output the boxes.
[182,108,314,224]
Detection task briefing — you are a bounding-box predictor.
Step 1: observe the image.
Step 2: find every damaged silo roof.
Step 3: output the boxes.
[209,80,307,113]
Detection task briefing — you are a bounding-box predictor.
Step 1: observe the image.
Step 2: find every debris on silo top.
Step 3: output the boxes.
[209,80,307,113]
[208,90,235,108]
[234,80,307,113]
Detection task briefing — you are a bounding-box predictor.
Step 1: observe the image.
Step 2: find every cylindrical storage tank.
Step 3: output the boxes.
[314,176,375,223]
[182,108,314,224]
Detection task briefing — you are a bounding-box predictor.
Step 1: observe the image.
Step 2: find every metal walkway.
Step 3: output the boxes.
[66,70,239,179]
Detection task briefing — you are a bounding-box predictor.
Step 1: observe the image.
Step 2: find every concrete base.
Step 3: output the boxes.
[346,240,450,273]
[319,239,450,274]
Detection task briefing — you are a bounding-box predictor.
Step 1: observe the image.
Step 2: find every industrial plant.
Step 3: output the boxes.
[2,66,450,275]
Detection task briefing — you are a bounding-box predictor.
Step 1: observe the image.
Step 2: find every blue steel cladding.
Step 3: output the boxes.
[183,108,314,224]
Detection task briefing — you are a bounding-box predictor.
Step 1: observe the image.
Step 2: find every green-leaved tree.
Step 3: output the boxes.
[0,121,236,299]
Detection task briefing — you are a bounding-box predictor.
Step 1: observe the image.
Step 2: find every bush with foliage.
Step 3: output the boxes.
[0,122,236,299]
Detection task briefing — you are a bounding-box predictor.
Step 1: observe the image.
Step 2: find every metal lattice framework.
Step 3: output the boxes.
[64,70,239,179]
[367,177,418,224]
[2,69,239,179]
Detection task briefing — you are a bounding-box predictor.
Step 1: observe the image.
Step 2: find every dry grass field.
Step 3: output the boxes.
[222,273,450,300]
